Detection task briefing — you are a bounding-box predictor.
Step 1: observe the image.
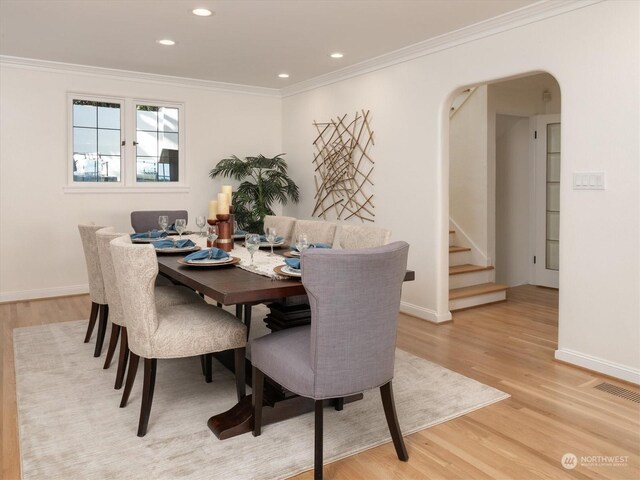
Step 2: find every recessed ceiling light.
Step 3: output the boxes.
[157,39,176,46]
[330,52,344,59]
[278,73,290,79]
[192,8,213,16]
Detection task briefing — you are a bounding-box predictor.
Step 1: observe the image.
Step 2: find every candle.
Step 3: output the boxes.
[208,200,218,219]
[217,193,229,214]
[222,185,233,205]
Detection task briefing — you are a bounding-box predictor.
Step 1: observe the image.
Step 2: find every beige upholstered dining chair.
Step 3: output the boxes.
[95,228,204,390]
[251,242,410,479]
[336,224,391,249]
[78,224,109,357]
[130,210,188,233]
[263,215,296,245]
[110,236,247,436]
[291,219,337,246]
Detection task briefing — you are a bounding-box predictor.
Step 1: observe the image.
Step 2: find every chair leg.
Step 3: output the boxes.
[314,399,324,480]
[234,348,246,401]
[114,327,129,390]
[204,353,213,383]
[120,352,140,408]
[137,358,157,437]
[93,303,109,357]
[252,366,264,437]
[84,302,99,343]
[334,397,344,411]
[103,323,121,369]
[380,381,409,461]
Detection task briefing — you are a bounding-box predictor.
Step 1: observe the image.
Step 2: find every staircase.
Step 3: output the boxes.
[448,229,507,311]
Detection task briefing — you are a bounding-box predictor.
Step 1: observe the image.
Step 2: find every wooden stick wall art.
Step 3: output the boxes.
[312,110,375,222]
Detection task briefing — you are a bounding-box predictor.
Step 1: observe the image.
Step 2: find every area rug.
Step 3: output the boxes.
[14,319,509,480]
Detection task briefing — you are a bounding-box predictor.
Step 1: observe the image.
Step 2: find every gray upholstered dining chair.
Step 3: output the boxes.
[95,228,204,390]
[251,241,410,479]
[291,219,337,246]
[263,215,296,245]
[336,224,391,249]
[78,224,110,357]
[130,210,188,233]
[110,236,247,437]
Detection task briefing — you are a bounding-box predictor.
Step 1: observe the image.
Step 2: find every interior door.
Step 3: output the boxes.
[533,114,560,288]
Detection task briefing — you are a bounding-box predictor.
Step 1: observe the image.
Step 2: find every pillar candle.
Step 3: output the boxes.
[217,193,230,214]
[208,200,218,219]
[222,185,233,205]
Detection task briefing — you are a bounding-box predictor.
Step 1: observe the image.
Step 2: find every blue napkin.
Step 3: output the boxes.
[260,235,284,243]
[131,230,167,239]
[152,239,195,249]
[284,258,300,270]
[184,248,229,261]
[293,242,331,252]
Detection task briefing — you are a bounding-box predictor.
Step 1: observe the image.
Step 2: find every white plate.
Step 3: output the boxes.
[131,236,167,243]
[259,241,284,248]
[186,256,234,265]
[281,265,302,277]
[288,250,301,257]
[155,246,200,253]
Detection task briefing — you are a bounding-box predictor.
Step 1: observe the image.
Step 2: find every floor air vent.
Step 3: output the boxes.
[594,382,640,403]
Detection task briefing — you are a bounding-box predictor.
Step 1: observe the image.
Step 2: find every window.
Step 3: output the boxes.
[72,99,122,182]
[68,94,185,191]
[136,104,180,182]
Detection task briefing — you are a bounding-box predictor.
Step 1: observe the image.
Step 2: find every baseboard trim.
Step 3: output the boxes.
[400,301,452,323]
[555,348,640,384]
[0,285,89,303]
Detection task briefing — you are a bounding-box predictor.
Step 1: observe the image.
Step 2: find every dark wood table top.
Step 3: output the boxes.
[157,255,415,306]
[157,255,307,305]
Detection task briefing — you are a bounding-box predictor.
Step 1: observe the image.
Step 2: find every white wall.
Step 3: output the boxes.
[449,86,489,260]
[0,65,282,300]
[282,1,640,381]
[495,115,530,286]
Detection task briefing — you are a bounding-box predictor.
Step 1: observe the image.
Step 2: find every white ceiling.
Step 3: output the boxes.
[0,0,539,89]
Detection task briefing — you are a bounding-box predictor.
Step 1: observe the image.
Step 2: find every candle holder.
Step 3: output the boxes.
[215,214,233,252]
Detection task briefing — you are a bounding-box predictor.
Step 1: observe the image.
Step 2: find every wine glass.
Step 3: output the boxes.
[175,218,187,241]
[207,224,219,250]
[158,215,169,234]
[245,233,260,266]
[265,227,277,256]
[295,233,310,254]
[195,215,206,237]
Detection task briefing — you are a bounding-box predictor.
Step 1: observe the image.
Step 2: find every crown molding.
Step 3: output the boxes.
[281,0,603,98]
[0,55,281,98]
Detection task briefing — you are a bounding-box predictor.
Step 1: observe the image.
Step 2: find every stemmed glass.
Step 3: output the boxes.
[175,218,187,241]
[158,215,169,234]
[265,227,277,256]
[245,233,260,266]
[207,224,219,254]
[195,215,206,237]
[295,233,310,254]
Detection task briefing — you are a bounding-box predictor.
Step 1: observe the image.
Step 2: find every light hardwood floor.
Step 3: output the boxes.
[1,286,639,479]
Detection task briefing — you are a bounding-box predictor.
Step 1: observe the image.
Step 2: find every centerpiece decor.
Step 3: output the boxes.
[312,110,375,222]
[209,154,299,234]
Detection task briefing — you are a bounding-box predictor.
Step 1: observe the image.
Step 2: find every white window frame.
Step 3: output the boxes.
[64,93,188,193]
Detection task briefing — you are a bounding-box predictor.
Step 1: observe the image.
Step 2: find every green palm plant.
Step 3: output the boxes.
[209,154,299,233]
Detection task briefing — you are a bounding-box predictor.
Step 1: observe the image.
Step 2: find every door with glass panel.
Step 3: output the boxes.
[534,115,560,288]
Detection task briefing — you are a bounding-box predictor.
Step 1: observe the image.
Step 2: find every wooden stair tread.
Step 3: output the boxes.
[449,230,455,234]
[449,264,494,275]
[449,282,508,299]
[449,245,471,253]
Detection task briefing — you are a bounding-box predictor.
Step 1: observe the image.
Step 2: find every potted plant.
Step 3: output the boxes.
[209,154,299,233]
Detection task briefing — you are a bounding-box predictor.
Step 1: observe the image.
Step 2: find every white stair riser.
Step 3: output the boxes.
[449,250,471,266]
[449,269,495,289]
[449,290,506,311]
[449,232,456,246]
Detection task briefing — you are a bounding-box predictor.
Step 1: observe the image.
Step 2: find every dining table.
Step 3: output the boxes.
[153,234,415,440]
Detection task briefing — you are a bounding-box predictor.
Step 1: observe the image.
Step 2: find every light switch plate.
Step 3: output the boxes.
[573,172,605,190]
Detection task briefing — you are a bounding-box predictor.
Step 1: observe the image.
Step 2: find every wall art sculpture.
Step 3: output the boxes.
[312,110,375,222]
